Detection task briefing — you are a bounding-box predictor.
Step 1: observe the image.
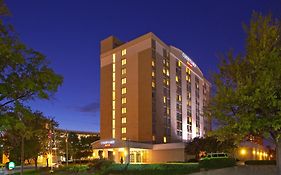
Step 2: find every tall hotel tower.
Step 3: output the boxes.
[100,32,211,144]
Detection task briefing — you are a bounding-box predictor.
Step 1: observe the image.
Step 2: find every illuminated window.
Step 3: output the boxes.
[113,73,115,81]
[112,82,116,91]
[152,60,155,67]
[152,135,155,141]
[122,97,127,104]
[177,61,181,67]
[163,69,166,74]
[166,62,169,67]
[122,107,127,114]
[112,110,115,118]
[122,68,126,75]
[166,80,169,86]
[167,108,170,115]
[113,64,115,72]
[122,127,127,134]
[152,81,155,88]
[166,70,169,76]
[122,117,126,124]
[112,119,115,128]
[186,68,191,74]
[112,101,115,109]
[186,75,191,82]
[176,76,179,82]
[163,96,166,103]
[112,53,116,62]
[163,136,167,143]
[122,78,127,85]
[112,92,116,100]
[121,87,127,94]
[121,49,127,56]
[122,137,126,140]
[112,129,115,138]
[122,59,126,66]
[177,95,182,101]
[152,71,155,77]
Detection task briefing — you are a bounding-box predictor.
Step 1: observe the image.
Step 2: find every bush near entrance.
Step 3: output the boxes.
[199,158,236,170]
[105,163,200,175]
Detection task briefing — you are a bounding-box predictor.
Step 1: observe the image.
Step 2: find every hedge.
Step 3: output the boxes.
[105,163,200,175]
[199,158,236,170]
[245,160,276,165]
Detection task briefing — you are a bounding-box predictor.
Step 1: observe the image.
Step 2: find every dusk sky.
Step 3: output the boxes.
[5,0,281,132]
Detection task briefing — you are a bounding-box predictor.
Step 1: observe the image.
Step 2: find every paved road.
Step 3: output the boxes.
[190,165,276,175]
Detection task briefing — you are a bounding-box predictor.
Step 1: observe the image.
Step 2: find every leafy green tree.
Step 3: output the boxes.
[0,1,62,174]
[208,12,281,173]
[1,104,57,169]
[185,136,236,159]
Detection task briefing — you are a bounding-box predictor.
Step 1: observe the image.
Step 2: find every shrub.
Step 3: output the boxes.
[105,163,199,175]
[199,158,236,170]
[245,160,276,165]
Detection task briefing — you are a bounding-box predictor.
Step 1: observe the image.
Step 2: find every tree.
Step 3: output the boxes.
[0,1,63,174]
[0,104,57,169]
[185,136,236,160]
[208,12,281,173]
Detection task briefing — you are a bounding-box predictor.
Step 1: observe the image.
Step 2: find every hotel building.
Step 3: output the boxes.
[92,32,211,163]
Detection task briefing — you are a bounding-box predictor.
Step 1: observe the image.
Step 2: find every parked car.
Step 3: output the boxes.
[200,153,228,160]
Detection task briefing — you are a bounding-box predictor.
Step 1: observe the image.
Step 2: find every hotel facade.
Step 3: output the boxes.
[92,32,211,163]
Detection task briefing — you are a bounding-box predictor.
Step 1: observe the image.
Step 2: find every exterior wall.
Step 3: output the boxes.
[151,149,185,163]
[100,32,211,143]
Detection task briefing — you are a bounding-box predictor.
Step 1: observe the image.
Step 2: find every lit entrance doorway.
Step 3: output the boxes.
[129,149,148,164]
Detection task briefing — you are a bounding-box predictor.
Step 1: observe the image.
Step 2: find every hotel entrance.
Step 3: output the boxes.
[92,139,152,164]
[129,148,148,164]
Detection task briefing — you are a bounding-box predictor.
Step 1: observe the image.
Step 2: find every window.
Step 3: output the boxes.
[166,80,169,86]
[122,137,126,140]
[177,61,181,67]
[152,71,155,77]
[163,68,166,74]
[122,97,127,104]
[166,70,170,76]
[186,67,191,74]
[112,129,115,138]
[122,68,126,75]
[112,119,115,128]
[113,73,116,81]
[152,82,155,88]
[176,76,179,82]
[112,110,115,118]
[163,136,167,143]
[163,96,166,103]
[152,60,155,67]
[122,127,127,134]
[122,107,127,114]
[122,117,126,124]
[121,49,127,56]
[122,87,127,94]
[113,64,115,72]
[122,59,126,66]
[122,78,126,85]
[112,53,116,62]
[112,101,115,109]
[112,82,115,90]
[112,92,116,100]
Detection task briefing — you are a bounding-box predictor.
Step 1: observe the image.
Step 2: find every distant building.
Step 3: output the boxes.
[236,135,272,161]
[93,32,211,163]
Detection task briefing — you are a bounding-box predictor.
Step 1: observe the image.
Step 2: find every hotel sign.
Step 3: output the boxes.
[182,53,197,68]
[101,140,115,147]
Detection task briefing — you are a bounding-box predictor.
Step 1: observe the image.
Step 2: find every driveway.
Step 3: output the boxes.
[189,165,276,175]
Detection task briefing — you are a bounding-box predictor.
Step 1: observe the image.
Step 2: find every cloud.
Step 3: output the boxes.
[77,101,100,113]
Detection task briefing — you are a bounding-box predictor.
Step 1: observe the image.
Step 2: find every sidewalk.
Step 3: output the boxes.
[189,165,276,175]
